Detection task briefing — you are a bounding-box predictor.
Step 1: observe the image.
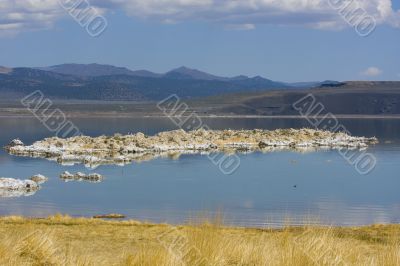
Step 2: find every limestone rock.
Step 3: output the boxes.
[6,129,378,168]
[30,174,48,184]
[0,177,39,198]
[60,171,103,183]
[5,139,24,149]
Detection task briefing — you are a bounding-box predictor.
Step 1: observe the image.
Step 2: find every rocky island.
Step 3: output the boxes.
[60,171,103,183]
[0,175,46,198]
[5,129,378,168]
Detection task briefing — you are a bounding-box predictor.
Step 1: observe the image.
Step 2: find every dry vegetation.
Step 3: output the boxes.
[0,215,399,265]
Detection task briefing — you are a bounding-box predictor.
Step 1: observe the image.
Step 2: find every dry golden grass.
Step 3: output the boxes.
[0,215,399,265]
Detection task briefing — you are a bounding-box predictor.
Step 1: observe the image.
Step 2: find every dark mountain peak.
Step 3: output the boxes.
[252,75,270,81]
[172,66,192,72]
[230,75,249,81]
[165,66,227,81]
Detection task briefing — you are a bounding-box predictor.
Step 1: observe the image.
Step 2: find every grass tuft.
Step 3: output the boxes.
[0,216,399,265]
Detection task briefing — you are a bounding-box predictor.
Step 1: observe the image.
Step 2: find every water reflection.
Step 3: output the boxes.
[0,117,399,227]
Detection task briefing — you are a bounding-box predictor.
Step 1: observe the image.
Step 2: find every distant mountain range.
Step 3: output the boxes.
[37,63,293,84]
[0,63,338,101]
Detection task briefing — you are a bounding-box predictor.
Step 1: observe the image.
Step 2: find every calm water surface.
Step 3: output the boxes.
[0,117,399,227]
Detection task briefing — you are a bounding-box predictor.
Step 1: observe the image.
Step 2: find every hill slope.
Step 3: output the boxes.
[196,82,400,116]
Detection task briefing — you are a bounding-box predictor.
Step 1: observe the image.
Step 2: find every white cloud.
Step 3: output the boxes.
[1,0,400,36]
[0,0,63,35]
[361,67,383,77]
[0,0,106,36]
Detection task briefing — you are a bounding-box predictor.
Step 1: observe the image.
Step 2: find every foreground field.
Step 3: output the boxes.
[0,215,399,265]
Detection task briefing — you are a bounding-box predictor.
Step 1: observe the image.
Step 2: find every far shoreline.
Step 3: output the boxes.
[2,111,400,119]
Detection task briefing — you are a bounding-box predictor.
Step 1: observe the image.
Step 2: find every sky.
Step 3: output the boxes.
[0,0,399,82]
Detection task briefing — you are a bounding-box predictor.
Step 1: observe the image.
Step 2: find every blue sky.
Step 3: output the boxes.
[0,0,399,82]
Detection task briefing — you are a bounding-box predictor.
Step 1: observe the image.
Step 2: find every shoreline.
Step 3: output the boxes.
[2,111,400,119]
[2,214,398,228]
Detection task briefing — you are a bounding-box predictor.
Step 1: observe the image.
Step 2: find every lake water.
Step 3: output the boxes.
[0,117,400,227]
